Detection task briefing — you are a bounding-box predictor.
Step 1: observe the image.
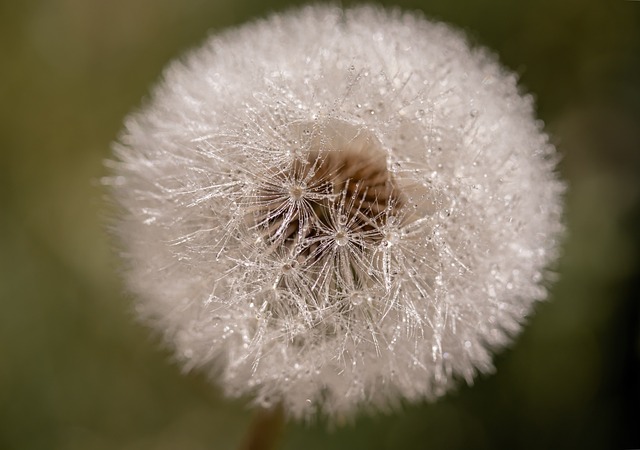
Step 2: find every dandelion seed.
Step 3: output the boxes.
[108,5,564,420]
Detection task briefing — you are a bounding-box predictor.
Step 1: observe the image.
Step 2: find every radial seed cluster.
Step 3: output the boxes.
[109,5,565,420]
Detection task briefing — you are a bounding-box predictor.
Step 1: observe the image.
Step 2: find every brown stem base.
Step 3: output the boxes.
[238,405,285,450]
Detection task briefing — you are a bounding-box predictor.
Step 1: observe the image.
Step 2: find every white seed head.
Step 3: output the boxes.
[109,5,564,420]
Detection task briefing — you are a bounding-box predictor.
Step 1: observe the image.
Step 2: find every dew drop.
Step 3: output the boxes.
[384,231,400,246]
[438,209,451,219]
[350,292,365,306]
[289,184,305,200]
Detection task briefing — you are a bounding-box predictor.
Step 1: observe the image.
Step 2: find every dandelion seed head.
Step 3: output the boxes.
[109,5,564,420]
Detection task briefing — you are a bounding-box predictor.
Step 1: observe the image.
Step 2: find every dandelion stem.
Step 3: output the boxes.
[238,405,285,450]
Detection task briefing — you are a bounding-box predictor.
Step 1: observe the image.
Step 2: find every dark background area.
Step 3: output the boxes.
[1,0,639,449]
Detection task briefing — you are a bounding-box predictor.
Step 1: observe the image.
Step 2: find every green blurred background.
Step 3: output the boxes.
[1,0,639,449]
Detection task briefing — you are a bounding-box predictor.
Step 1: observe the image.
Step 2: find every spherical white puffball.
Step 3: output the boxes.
[108,5,564,420]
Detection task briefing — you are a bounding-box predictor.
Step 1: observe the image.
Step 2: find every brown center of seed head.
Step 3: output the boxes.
[253,121,405,257]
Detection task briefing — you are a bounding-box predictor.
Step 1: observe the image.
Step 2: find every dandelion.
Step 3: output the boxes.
[108,5,564,421]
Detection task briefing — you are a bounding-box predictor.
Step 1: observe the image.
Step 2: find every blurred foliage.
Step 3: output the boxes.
[1,0,639,449]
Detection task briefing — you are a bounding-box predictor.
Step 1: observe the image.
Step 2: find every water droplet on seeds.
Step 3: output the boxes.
[350,292,365,306]
[385,231,400,246]
[335,231,348,246]
[289,184,304,200]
